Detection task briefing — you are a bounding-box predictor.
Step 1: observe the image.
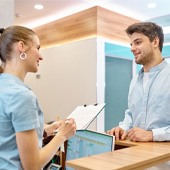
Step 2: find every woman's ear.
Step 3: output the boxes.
[17,41,26,53]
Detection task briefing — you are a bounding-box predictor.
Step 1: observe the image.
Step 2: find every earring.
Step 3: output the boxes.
[20,53,27,60]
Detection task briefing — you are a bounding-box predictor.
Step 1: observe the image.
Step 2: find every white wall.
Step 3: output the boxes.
[25,38,97,126]
[0,0,14,27]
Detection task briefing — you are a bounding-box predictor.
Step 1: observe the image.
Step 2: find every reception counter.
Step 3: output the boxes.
[66,140,170,170]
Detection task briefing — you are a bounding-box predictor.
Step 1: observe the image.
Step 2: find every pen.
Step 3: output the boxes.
[65,120,69,124]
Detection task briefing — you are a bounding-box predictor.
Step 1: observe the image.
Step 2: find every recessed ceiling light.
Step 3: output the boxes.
[34,4,43,10]
[147,3,157,8]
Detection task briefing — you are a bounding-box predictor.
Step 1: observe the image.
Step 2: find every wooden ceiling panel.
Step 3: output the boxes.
[33,6,139,48]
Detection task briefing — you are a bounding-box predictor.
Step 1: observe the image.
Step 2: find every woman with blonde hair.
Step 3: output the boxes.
[0,26,76,170]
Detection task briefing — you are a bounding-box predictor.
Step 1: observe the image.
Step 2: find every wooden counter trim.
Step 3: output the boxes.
[33,6,139,48]
[66,140,170,170]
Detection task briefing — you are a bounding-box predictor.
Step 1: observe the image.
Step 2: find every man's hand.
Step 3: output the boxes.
[106,126,127,141]
[128,127,153,142]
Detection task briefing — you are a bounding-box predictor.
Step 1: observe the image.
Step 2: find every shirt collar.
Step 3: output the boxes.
[139,59,168,75]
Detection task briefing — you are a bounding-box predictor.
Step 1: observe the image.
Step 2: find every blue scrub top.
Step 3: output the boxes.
[0,73,44,170]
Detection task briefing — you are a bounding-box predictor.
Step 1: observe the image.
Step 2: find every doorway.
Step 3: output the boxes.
[105,56,133,131]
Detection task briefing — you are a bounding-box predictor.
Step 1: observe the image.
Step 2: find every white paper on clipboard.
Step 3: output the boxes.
[67,103,106,130]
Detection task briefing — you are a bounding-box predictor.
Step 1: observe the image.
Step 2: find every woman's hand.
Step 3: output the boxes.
[44,120,63,137]
[57,118,77,141]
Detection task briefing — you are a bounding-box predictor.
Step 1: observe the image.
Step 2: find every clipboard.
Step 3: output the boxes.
[67,103,106,130]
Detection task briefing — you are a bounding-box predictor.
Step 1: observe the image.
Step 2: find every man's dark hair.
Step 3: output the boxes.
[126,22,164,52]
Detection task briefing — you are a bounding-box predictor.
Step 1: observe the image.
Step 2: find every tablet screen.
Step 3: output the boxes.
[66,130,114,170]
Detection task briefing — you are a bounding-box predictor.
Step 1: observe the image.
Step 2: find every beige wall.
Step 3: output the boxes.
[25,38,97,128]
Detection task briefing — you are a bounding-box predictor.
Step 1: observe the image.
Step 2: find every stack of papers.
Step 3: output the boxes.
[67,103,106,130]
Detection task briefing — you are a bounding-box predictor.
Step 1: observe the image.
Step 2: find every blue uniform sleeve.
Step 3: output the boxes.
[6,90,40,132]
